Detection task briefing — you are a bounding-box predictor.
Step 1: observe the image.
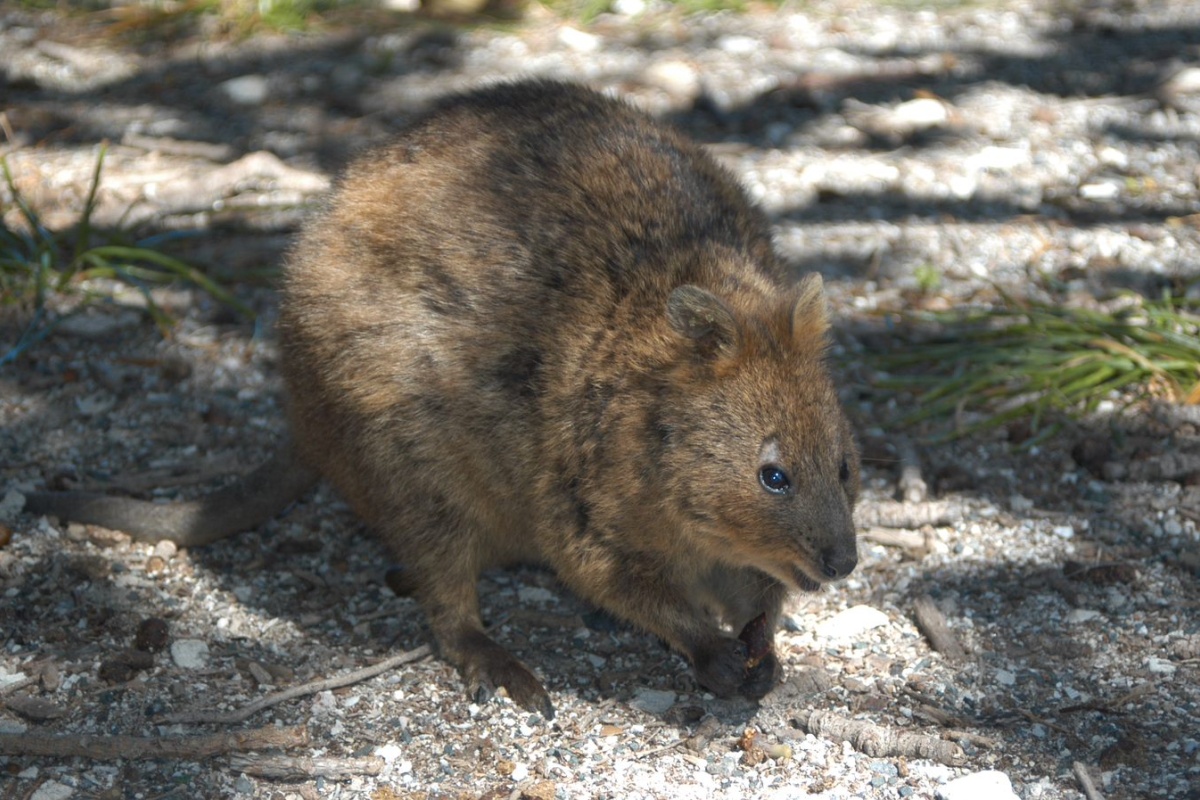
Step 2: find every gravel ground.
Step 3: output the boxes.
[2,1,1200,799]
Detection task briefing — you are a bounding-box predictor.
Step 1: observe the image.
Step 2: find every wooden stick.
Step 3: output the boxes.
[1073,761,1107,800]
[0,724,307,760]
[792,710,965,766]
[912,595,967,663]
[160,645,432,725]
[861,527,931,557]
[856,500,961,530]
[896,438,927,504]
[227,754,385,780]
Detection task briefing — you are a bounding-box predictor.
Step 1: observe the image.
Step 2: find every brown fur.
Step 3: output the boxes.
[27,81,859,717]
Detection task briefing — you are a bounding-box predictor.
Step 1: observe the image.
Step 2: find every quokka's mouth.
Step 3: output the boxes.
[790,564,824,592]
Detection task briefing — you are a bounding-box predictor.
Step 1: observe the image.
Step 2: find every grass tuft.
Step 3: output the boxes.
[866,290,1200,441]
[1,145,252,367]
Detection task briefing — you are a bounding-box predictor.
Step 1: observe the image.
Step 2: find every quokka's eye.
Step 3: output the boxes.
[839,458,851,483]
[759,464,791,495]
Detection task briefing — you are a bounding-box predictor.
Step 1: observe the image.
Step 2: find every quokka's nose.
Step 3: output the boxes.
[820,547,858,580]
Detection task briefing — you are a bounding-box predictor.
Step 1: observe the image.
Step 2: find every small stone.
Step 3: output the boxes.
[1146,656,1177,675]
[1066,609,1101,624]
[39,662,61,692]
[170,639,209,670]
[630,687,676,715]
[0,490,24,522]
[517,586,556,604]
[815,605,890,641]
[4,694,68,721]
[890,97,950,130]
[557,26,599,53]
[144,555,167,575]
[520,781,556,800]
[936,770,1019,800]
[993,669,1017,686]
[30,780,74,800]
[153,540,178,559]
[0,719,27,734]
[1052,525,1075,539]
[1008,494,1034,513]
[220,74,270,106]
[510,762,529,782]
[643,60,701,101]
[1080,182,1119,200]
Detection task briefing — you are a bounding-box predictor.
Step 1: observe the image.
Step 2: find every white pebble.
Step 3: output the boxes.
[1146,656,1177,675]
[1079,182,1119,200]
[30,782,74,800]
[220,74,269,106]
[557,26,600,53]
[936,770,1020,800]
[1066,609,1101,624]
[170,639,209,670]
[816,604,890,641]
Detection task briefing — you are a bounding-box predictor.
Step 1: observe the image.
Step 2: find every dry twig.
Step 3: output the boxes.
[791,710,965,766]
[861,527,932,557]
[227,753,385,780]
[912,595,968,662]
[0,724,307,760]
[896,438,928,503]
[856,500,962,529]
[160,644,432,725]
[1073,760,1107,800]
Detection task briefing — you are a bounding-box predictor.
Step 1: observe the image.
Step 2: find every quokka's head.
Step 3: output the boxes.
[655,271,859,590]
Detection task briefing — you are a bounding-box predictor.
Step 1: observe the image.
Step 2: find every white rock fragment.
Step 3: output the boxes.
[154,539,178,559]
[312,690,338,714]
[1066,608,1101,624]
[510,762,529,781]
[816,605,890,641]
[1008,494,1034,513]
[375,743,403,762]
[630,688,676,715]
[1080,182,1120,200]
[0,719,28,734]
[170,639,209,670]
[612,0,645,15]
[1052,525,1075,539]
[1146,656,1177,675]
[993,669,1017,686]
[75,393,117,417]
[644,60,701,100]
[557,26,600,53]
[970,146,1028,172]
[30,781,75,800]
[717,35,761,55]
[891,97,950,129]
[517,586,556,604]
[936,770,1020,800]
[220,74,270,106]
[0,489,25,521]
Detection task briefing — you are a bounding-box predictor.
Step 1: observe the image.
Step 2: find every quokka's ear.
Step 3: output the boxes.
[667,285,741,358]
[791,273,831,343]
